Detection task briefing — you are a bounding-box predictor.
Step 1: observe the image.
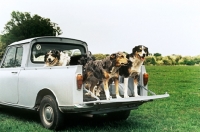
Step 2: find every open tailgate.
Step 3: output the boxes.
[83,93,169,104]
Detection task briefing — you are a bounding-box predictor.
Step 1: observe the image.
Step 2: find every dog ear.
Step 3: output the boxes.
[132,46,138,54]
[126,54,130,58]
[110,53,116,60]
[44,53,48,62]
[144,46,149,56]
[55,50,61,60]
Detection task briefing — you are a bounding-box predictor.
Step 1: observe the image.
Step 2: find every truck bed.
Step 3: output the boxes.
[83,83,169,102]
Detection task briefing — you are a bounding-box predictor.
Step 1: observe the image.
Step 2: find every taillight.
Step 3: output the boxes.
[77,74,83,90]
[143,73,148,86]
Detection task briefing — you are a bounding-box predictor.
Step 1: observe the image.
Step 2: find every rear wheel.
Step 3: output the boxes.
[39,95,64,130]
[106,110,131,121]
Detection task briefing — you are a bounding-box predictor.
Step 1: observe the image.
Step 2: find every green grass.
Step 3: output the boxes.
[0,66,200,132]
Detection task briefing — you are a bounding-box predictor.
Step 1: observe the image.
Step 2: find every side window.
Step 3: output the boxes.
[15,47,23,67]
[1,46,23,68]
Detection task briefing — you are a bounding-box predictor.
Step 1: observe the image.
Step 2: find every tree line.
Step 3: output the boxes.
[92,53,200,66]
[145,54,200,66]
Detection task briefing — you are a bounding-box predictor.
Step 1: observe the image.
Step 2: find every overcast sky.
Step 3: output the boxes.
[0,0,200,56]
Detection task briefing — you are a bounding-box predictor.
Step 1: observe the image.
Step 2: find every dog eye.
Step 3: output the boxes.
[53,54,58,57]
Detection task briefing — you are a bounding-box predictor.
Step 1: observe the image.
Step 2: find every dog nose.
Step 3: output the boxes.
[143,54,146,57]
[48,58,51,62]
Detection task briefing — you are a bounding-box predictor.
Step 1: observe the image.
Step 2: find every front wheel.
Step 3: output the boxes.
[39,95,64,130]
[106,110,131,121]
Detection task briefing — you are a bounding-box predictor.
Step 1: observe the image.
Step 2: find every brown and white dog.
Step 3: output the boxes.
[119,45,149,98]
[44,50,71,67]
[82,52,128,100]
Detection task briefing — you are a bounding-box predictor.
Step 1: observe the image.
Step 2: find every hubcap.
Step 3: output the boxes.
[43,105,54,124]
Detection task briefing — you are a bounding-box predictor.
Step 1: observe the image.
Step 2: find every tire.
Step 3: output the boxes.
[106,110,131,121]
[39,95,65,130]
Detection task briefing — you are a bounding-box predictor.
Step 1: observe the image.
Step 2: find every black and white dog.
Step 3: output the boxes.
[44,50,71,67]
[119,45,149,98]
[77,52,102,97]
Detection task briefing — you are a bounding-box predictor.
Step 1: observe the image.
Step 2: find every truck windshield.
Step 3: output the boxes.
[31,43,85,63]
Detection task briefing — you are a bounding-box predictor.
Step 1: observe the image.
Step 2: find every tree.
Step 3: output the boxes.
[153,53,162,57]
[175,55,182,65]
[0,40,6,61]
[151,57,156,65]
[167,56,176,65]
[93,54,107,60]
[144,56,154,65]
[162,56,172,65]
[1,11,62,46]
[182,56,195,65]
[185,60,195,65]
[194,56,200,64]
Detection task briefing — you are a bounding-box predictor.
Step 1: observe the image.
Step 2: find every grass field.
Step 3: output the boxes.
[0,66,200,132]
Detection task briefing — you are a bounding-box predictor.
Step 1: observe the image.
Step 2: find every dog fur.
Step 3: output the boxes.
[44,50,70,67]
[119,45,149,98]
[82,52,128,100]
[78,53,102,97]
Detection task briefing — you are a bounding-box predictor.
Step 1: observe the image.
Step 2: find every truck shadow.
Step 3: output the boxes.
[0,106,149,131]
[0,106,40,123]
[63,113,149,131]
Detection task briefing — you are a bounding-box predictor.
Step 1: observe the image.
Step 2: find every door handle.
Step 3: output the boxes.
[11,72,18,74]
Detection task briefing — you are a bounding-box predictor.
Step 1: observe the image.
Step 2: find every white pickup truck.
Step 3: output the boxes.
[0,36,169,130]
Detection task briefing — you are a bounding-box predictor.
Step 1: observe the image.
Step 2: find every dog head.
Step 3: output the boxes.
[44,50,60,66]
[78,52,96,66]
[132,45,149,60]
[78,54,89,66]
[110,52,128,67]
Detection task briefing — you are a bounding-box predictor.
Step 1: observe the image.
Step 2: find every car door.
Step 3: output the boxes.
[0,46,23,104]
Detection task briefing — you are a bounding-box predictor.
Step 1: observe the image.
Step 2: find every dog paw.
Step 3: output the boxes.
[116,95,122,99]
[96,93,100,97]
[106,98,110,100]
[85,93,91,96]
[95,90,101,97]
[94,92,100,97]
[134,94,140,97]
[106,96,112,100]
[91,94,96,98]
[124,94,129,98]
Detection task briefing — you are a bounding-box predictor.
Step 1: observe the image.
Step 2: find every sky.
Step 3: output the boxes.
[0,0,200,56]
